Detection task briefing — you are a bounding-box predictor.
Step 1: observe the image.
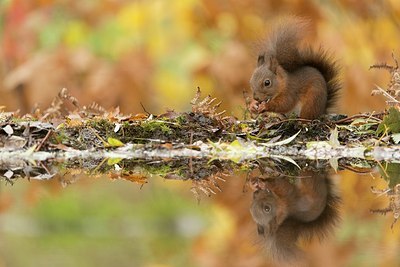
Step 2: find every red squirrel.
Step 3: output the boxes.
[250,18,341,119]
[249,173,341,264]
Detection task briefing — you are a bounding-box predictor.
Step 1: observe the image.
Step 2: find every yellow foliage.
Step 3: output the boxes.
[216,12,238,38]
[154,70,192,110]
[201,204,235,252]
[64,20,89,48]
[371,18,399,50]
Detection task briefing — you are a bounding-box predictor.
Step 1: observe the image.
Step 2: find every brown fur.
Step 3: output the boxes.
[250,17,341,119]
[249,172,341,264]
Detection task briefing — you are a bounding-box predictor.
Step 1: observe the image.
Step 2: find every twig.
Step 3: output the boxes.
[87,126,108,146]
[265,118,313,129]
[91,157,108,174]
[374,85,399,103]
[39,161,51,175]
[140,102,151,115]
[339,165,374,174]
[333,113,383,124]
[35,130,53,152]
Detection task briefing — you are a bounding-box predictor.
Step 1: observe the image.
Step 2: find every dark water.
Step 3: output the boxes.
[0,158,399,267]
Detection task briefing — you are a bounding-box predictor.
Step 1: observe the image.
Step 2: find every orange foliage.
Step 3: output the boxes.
[2,1,400,266]
[2,0,400,117]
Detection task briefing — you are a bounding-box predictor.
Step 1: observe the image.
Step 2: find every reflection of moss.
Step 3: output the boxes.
[143,164,174,177]
[51,158,233,182]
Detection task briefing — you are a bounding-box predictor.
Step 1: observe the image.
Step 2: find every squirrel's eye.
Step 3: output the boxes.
[264,205,271,213]
[264,79,272,87]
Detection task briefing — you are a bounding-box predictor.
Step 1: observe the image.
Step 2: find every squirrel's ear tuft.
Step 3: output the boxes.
[257,224,265,236]
[269,57,279,74]
[257,54,265,66]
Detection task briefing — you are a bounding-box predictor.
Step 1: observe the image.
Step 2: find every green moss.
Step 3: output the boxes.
[140,120,172,135]
[175,115,188,125]
[52,130,68,144]
[87,119,115,135]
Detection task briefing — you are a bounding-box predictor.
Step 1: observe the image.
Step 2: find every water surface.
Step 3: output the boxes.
[0,157,399,267]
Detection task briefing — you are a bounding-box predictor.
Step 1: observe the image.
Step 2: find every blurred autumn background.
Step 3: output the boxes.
[1,0,400,267]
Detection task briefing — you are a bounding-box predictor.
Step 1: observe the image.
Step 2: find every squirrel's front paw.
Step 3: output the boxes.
[250,100,260,113]
[250,100,267,114]
[249,177,269,191]
[257,101,268,113]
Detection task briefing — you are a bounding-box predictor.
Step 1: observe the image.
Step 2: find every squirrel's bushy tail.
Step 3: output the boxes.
[265,17,341,111]
[266,180,341,267]
[265,17,308,69]
[300,48,341,111]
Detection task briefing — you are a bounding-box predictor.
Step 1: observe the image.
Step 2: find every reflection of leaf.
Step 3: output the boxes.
[306,141,330,149]
[392,133,400,144]
[109,172,148,186]
[107,137,124,147]
[107,158,122,165]
[226,140,244,163]
[377,107,400,135]
[379,163,400,188]
[271,155,300,169]
[329,157,338,172]
[229,139,243,149]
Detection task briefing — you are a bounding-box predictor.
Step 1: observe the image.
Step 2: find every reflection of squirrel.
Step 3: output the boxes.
[250,18,341,119]
[249,172,341,265]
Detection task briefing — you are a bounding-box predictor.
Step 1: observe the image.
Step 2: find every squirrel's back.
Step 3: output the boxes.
[262,17,341,111]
